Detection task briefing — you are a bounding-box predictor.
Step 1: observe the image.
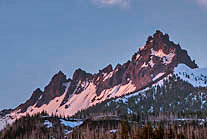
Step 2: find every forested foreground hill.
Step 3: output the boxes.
[0,112,83,139]
[68,118,207,139]
[2,111,207,139]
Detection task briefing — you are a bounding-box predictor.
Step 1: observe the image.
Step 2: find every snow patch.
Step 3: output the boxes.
[64,129,72,135]
[103,71,113,81]
[60,119,83,128]
[44,120,53,128]
[136,53,140,60]
[151,49,167,58]
[151,48,175,65]
[149,58,155,68]
[110,129,118,133]
[141,62,148,68]
[155,50,167,58]
[38,95,42,100]
[0,115,15,131]
[153,73,165,81]
[148,106,154,113]
[163,53,175,65]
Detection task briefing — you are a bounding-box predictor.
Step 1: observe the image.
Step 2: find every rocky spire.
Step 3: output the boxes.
[35,71,68,108]
[72,68,93,82]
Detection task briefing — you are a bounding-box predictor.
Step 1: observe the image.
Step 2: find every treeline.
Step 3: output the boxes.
[67,118,207,139]
[123,121,207,139]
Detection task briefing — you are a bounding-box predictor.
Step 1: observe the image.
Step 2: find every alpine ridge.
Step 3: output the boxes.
[0,30,201,131]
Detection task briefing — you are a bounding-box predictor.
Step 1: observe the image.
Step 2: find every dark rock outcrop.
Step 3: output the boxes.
[60,69,93,106]
[35,71,68,108]
[72,69,93,82]
[95,62,130,95]
[16,88,43,113]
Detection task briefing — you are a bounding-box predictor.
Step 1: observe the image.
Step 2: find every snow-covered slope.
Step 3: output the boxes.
[10,81,136,118]
[0,81,136,131]
[175,64,207,87]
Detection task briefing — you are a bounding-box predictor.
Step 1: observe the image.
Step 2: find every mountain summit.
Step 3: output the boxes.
[0,30,201,130]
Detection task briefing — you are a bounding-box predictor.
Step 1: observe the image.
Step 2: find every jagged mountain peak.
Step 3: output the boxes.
[0,31,203,131]
[34,88,43,93]
[133,30,197,69]
[98,64,113,74]
[72,68,92,82]
[50,70,67,83]
[31,71,69,108]
[43,70,68,94]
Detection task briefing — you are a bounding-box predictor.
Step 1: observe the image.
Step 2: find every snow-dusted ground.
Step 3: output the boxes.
[42,118,83,135]
[64,129,72,135]
[110,129,118,133]
[44,120,53,128]
[0,115,15,131]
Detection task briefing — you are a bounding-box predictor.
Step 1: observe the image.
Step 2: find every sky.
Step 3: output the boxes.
[0,0,207,110]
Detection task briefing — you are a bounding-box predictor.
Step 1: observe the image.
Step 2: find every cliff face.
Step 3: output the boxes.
[16,71,69,113]
[90,30,197,96]
[122,30,197,91]
[9,30,198,118]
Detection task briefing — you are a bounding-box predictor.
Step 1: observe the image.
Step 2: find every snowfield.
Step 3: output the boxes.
[60,119,83,128]
[175,64,207,87]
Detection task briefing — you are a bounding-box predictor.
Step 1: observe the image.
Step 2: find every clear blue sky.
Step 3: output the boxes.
[0,0,207,110]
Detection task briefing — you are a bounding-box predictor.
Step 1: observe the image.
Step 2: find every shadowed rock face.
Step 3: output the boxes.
[35,71,68,108]
[16,88,43,113]
[14,30,198,114]
[94,62,130,96]
[72,69,93,82]
[16,71,69,112]
[91,30,198,95]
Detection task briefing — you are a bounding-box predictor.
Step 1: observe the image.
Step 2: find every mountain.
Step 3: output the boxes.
[0,30,205,131]
[73,64,207,118]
